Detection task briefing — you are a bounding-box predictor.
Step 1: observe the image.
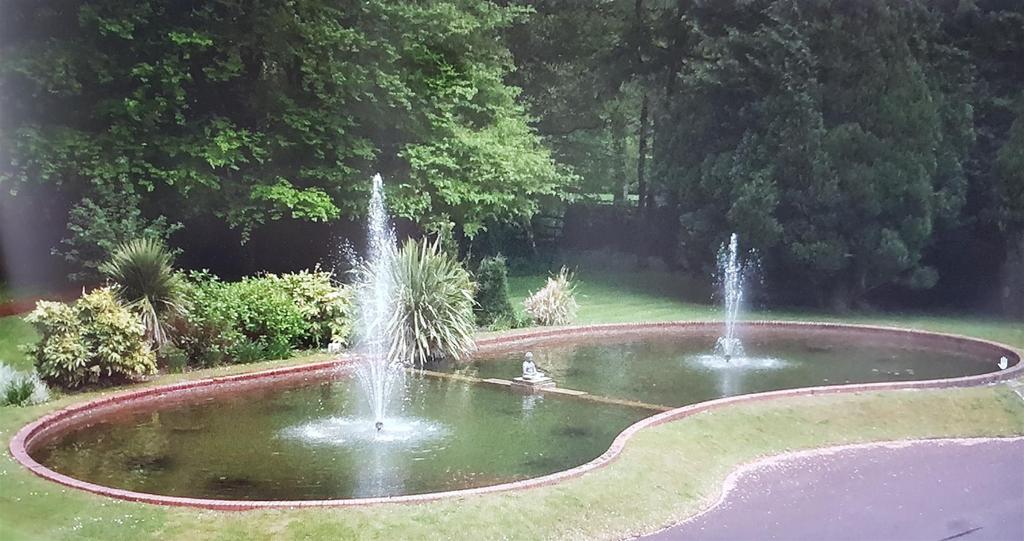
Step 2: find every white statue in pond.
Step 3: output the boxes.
[513,351,553,388]
[522,352,545,380]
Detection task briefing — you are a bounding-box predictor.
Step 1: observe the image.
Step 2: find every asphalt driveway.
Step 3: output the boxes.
[641,438,1024,541]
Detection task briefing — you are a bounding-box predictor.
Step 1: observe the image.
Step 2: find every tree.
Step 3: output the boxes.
[938,1,1024,315]
[56,188,180,282]
[0,0,571,265]
[504,1,645,200]
[655,0,973,308]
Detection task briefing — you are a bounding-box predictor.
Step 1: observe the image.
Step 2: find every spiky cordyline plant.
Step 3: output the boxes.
[100,238,186,348]
[385,237,476,367]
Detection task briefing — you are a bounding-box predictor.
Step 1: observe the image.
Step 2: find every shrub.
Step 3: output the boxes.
[0,363,50,406]
[175,272,311,366]
[263,270,355,348]
[523,267,578,326]
[486,311,531,332]
[384,237,476,367]
[474,255,516,327]
[228,276,308,359]
[100,238,187,347]
[172,271,243,367]
[55,189,181,283]
[25,288,157,388]
[224,276,303,356]
[174,269,355,368]
[159,344,189,374]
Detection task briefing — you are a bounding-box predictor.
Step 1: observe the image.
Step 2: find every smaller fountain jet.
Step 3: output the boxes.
[688,234,785,385]
[715,233,746,361]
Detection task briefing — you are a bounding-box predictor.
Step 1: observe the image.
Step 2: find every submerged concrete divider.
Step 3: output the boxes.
[416,368,672,412]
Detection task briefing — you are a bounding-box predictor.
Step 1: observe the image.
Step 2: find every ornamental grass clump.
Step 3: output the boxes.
[386,237,476,367]
[523,267,578,326]
[100,238,187,348]
[0,363,49,406]
[26,288,156,388]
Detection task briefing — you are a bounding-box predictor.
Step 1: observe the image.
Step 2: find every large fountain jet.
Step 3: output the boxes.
[715,233,745,359]
[352,174,405,426]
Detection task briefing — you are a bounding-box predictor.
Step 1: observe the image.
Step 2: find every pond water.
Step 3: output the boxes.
[446,330,996,407]
[31,376,649,500]
[32,328,999,501]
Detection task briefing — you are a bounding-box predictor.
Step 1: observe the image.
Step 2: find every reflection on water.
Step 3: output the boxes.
[687,354,788,396]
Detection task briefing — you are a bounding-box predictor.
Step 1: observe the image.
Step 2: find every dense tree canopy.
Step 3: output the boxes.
[0,0,569,260]
[506,0,1023,310]
[656,1,974,306]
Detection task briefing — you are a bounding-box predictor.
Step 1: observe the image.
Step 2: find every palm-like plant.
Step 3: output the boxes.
[100,238,186,347]
[386,237,476,367]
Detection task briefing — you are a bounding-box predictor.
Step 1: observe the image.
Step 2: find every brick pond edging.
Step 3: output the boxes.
[8,321,1023,510]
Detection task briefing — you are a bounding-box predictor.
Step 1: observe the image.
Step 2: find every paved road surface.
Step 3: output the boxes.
[641,438,1024,541]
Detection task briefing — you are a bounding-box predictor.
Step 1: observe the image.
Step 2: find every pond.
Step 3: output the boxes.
[28,325,1006,501]
[30,375,649,500]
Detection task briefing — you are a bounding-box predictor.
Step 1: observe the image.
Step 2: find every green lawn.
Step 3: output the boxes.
[0,316,36,371]
[0,270,1022,540]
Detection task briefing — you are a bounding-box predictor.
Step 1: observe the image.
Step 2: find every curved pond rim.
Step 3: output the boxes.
[9,320,1023,510]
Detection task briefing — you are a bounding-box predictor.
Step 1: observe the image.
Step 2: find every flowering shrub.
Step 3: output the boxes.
[262,270,355,348]
[26,288,156,387]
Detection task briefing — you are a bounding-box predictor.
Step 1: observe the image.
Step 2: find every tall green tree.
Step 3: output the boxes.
[939,1,1024,314]
[504,1,655,201]
[0,0,570,266]
[656,0,973,307]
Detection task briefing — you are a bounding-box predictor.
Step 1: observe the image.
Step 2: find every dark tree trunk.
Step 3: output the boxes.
[637,91,649,215]
[1000,231,1024,318]
[829,281,853,313]
[612,110,628,205]
[522,215,539,259]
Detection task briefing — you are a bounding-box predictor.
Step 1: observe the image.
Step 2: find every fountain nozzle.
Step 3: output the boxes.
[375,421,384,432]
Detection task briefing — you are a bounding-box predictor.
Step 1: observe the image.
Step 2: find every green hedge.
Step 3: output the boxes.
[174,270,354,367]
